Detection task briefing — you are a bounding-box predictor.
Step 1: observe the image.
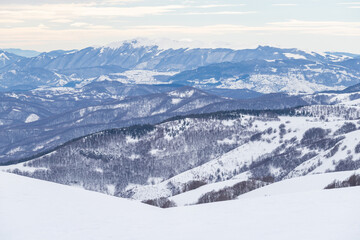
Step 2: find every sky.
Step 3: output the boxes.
[0,0,359,53]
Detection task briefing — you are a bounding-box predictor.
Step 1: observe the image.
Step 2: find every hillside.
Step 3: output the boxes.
[3,109,360,202]
[1,171,359,240]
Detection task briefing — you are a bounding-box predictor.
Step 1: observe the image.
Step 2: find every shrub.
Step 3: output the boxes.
[325,174,360,189]
[279,124,286,138]
[250,132,262,142]
[142,197,177,208]
[355,142,360,154]
[182,180,207,193]
[301,128,327,145]
[325,144,340,158]
[197,180,267,204]
[335,158,360,171]
[334,122,357,136]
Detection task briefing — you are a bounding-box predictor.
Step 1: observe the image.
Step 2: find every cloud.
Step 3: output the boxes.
[0,3,186,23]
[104,0,142,3]
[0,2,250,24]
[194,4,246,8]
[338,2,360,8]
[272,3,298,6]
[0,2,358,52]
[0,21,359,52]
[70,22,113,29]
[71,22,92,27]
[267,20,360,36]
[338,2,360,4]
[0,19,24,23]
[50,19,73,23]
[184,11,256,15]
[1,20,359,47]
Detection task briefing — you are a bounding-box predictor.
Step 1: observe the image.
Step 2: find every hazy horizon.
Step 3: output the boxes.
[0,0,359,53]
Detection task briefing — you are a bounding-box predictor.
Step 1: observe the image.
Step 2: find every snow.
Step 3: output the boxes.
[168,89,195,98]
[149,148,163,155]
[126,136,139,143]
[32,145,44,151]
[106,38,210,50]
[25,113,40,123]
[169,170,356,207]
[6,147,22,155]
[286,129,360,177]
[108,70,177,85]
[217,137,236,145]
[0,52,9,60]
[221,119,235,126]
[126,116,360,201]
[147,177,164,185]
[1,171,360,240]
[284,53,307,59]
[151,108,167,115]
[171,98,182,104]
[129,154,140,160]
[106,184,116,195]
[4,93,20,99]
[216,73,342,94]
[239,171,357,199]
[169,179,246,206]
[2,165,48,174]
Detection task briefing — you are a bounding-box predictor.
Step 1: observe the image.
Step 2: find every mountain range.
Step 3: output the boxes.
[2,101,360,205]
[1,39,360,93]
[1,39,360,215]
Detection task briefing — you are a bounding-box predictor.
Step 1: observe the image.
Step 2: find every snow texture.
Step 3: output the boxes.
[1,172,359,240]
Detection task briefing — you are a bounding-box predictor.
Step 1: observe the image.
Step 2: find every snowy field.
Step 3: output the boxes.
[1,172,359,240]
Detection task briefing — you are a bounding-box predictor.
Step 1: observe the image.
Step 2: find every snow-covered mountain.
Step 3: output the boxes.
[1,48,41,58]
[2,81,360,164]
[1,40,360,216]
[0,86,232,163]
[3,101,360,204]
[1,40,360,93]
[170,59,360,94]
[1,166,360,240]
[0,50,23,69]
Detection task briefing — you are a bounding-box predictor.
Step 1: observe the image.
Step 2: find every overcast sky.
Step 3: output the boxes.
[0,0,359,52]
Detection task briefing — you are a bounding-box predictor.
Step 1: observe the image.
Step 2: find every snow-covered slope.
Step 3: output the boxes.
[239,170,358,199]
[1,171,359,240]
[0,87,226,163]
[121,115,360,201]
[169,170,357,206]
[0,50,23,69]
[170,60,360,94]
[4,110,360,202]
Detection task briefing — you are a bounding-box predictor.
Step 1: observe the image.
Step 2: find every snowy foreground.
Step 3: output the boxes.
[1,172,359,240]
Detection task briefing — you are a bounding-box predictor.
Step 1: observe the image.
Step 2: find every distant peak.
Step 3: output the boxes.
[105,38,201,50]
[0,52,9,60]
[103,38,238,51]
[256,45,274,50]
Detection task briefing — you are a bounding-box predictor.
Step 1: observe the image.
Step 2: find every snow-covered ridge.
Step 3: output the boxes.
[1,171,360,240]
[168,170,357,206]
[120,115,360,201]
[283,53,307,60]
[5,110,360,204]
[25,113,40,123]
[2,40,359,93]
[0,52,9,60]
[105,38,207,50]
